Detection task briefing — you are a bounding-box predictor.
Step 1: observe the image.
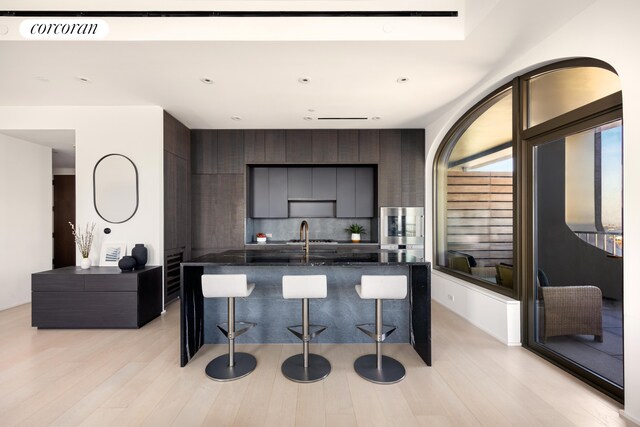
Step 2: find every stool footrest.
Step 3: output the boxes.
[286,324,327,341]
[217,321,256,339]
[356,323,397,342]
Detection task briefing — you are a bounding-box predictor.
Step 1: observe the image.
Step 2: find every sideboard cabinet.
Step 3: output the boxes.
[32,266,162,328]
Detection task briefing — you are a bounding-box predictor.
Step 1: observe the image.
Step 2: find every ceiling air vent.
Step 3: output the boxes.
[317,117,369,121]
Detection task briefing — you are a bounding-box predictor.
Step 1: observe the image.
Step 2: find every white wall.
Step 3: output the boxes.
[0,106,164,271]
[0,134,52,311]
[424,0,640,419]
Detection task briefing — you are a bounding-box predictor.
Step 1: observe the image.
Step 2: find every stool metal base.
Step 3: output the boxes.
[354,354,405,385]
[205,352,257,382]
[282,353,331,383]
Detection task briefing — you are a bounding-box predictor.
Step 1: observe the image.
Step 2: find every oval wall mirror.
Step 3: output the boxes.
[93,154,139,224]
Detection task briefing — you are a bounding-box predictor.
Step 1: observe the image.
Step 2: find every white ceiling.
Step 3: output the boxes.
[0,129,76,168]
[0,0,594,136]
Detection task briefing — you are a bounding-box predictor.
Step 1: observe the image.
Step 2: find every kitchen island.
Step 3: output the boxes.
[180,249,430,367]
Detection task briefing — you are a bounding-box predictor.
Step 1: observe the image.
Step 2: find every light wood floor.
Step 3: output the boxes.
[0,301,629,427]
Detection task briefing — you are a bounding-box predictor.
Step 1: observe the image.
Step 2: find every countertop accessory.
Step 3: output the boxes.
[118,256,136,272]
[256,233,267,243]
[354,274,408,384]
[201,274,257,381]
[99,242,127,267]
[281,275,331,383]
[345,223,366,243]
[131,243,147,268]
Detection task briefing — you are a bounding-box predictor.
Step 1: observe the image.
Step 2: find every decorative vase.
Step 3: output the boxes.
[131,244,148,268]
[80,257,91,269]
[118,256,136,272]
[351,233,361,243]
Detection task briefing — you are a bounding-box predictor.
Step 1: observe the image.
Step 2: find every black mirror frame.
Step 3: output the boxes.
[93,153,139,224]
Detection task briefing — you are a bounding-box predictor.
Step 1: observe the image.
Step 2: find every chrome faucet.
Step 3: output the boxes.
[300,220,309,255]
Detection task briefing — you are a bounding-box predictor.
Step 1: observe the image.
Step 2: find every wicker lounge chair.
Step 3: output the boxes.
[539,285,603,343]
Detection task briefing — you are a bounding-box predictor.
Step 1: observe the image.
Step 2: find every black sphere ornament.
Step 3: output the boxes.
[131,244,148,268]
[118,256,136,272]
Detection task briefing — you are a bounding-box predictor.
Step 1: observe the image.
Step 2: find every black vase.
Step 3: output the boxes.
[131,243,148,268]
[118,256,136,272]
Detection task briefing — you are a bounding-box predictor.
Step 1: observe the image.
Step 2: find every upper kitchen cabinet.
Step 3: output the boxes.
[287,167,337,200]
[250,167,288,218]
[336,167,374,217]
[359,130,380,163]
[312,130,338,162]
[378,129,424,208]
[286,130,313,162]
[245,130,286,163]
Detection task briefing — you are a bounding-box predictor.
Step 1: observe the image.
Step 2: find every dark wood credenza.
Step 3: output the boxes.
[32,266,162,329]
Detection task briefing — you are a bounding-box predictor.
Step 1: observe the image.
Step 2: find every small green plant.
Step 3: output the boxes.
[345,224,366,235]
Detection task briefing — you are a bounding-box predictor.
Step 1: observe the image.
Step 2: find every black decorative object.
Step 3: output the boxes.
[132,243,148,268]
[118,256,136,272]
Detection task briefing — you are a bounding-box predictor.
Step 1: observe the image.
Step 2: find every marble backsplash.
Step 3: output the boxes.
[246,218,377,242]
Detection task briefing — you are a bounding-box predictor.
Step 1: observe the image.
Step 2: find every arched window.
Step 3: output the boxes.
[435,85,515,295]
[434,58,623,399]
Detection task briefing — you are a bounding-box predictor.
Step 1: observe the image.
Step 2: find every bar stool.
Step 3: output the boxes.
[201,274,257,381]
[354,275,407,384]
[281,275,331,383]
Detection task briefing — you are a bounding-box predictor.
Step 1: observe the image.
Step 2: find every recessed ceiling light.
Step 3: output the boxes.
[303,116,313,121]
[76,76,91,83]
[397,77,409,83]
[200,77,214,84]
[371,116,381,121]
[231,116,242,121]
[298,77,311,84]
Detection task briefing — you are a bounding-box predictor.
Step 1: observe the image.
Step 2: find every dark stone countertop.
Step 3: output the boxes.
[183,249,428,266]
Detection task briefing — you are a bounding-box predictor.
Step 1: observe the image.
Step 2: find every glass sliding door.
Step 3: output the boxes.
[529,119,623,392]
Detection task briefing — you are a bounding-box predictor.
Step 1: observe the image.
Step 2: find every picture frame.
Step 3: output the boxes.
[99,242,127,266]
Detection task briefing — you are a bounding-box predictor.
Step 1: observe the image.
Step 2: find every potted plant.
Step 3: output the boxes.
[345,224,366,243]
[69,222,96,269]
[256,232,267,243]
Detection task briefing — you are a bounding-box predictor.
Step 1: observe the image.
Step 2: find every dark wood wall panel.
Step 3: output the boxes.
[378,130,402,207]
[164,112,191,305]
[265,130,286,162]
[359,130,380,163]
[338,130,359,162]
[312,130,338,162]
[401,129,425,207]
[217,130,244,174]
[191,130,218,174]
[164,111,190,160]
[192,174,245,249]
[286,130,313,162]
[244,130,265,163]
[446,171,513,267]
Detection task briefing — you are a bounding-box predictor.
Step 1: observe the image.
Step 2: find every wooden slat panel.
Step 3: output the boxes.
[491,177,512,185]
[447,193,512,202]
[448,177,491,185]
[447,210,513,218]
[447,235,513,243]
[447,218,513,226]
[448,171,512,177]
[447,202,513,210]
[447,185,513,194]
[447,226,513,235]
[448,243,513,250]
[459,251,513,259]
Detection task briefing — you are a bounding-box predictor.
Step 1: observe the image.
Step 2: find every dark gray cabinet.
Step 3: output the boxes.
[287,167,313,199]
[336,167,374,217]
[32,266,163,329]
[312,168,336,200]
[251,167,288,218]
[286,167,336,200]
